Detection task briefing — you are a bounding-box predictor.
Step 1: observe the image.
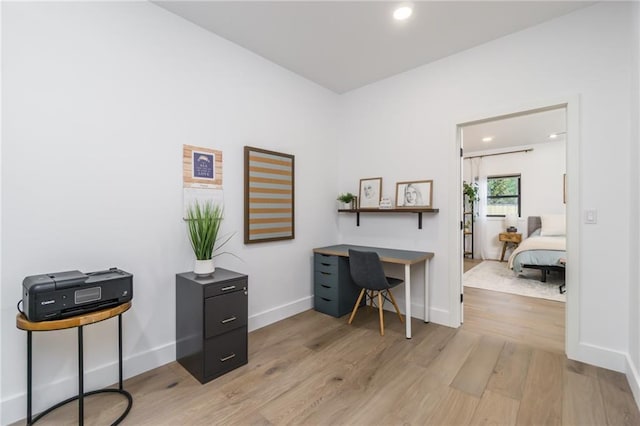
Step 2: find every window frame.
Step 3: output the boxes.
[486,174,521,217]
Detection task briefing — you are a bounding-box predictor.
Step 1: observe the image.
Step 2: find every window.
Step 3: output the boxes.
[487,175,521,217]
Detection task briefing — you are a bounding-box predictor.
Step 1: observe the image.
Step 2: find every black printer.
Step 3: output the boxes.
[22,267,133,321]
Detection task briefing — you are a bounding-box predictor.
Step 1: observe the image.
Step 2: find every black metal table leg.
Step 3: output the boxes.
[78,326,84,426]
[119,314,123,390]
[27,330,32,425]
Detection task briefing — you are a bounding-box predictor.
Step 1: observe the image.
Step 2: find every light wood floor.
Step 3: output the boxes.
[23,292,640,426]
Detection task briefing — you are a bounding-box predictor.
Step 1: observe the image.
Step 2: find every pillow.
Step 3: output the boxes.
[540,214,566,236]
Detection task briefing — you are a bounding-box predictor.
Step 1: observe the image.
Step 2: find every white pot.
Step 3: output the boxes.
[194,259,215,277]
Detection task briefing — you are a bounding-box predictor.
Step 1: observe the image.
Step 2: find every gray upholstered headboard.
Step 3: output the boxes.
[528,216,541,237]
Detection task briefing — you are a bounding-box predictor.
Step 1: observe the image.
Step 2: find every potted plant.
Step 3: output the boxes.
[463,181,479,202]
[185,200,233,276]
[337,192,357,209]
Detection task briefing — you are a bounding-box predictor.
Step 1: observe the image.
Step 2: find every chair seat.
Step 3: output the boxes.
[386,277,403,288]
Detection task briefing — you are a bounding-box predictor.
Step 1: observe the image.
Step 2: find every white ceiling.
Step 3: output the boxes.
[462,107,566,154]
[153,1,578,151]
[154,1,593,94]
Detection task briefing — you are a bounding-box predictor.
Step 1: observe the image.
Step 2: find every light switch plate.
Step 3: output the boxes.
[585,209,597,224]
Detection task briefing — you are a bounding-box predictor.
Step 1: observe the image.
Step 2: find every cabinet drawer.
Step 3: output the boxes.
[204,327,247,379]
[204,278,247,298]
[205,290,248,338]
[314,295,340,317]
[314,269,339,286]
[314,253,338,268]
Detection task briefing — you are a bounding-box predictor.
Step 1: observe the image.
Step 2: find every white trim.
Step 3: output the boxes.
[248,295,313,332]
[451,96,581,363]
[570,342,627,372]
[626,353,640,411]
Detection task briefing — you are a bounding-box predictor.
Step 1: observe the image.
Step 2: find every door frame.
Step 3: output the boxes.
[449,96,580,360]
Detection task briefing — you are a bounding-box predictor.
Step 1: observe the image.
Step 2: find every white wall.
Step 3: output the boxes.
[628,0,640,408]
[338,2,632,370]
[1,2,339,424]
[463,141,566,259]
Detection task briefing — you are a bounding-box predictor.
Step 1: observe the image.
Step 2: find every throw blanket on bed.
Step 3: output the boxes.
[508,235,566,269]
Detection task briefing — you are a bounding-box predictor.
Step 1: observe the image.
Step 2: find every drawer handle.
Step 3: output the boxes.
[220,353,236,362]
[320,272,331,276]
[221,316,237,324]
[321,285,331,289]
[321,297,331,302]
[221,285,236,291]
[321,262,331,266]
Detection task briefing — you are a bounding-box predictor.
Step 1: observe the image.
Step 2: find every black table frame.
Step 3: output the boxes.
[25,312,132,425]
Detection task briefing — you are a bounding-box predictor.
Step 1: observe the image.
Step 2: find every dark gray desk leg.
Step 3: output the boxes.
[27,330,32,425]
[78,326,84,426]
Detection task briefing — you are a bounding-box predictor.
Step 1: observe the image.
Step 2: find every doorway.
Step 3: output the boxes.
[454,102,574,355]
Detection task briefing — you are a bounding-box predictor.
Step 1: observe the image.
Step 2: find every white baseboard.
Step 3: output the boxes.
[1,341,176,426]
[390,298,451,327]
[626,354,640,412]
[248,295,313,332]
[570,341,627,372]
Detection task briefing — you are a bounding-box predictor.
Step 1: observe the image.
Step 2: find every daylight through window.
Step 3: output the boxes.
[487,175,521,217]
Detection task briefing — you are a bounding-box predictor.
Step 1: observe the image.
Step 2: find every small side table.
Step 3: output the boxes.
[499,232,522,262]
[16,302,133,425]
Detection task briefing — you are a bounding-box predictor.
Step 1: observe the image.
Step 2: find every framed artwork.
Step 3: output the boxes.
[359,177,382,209]
[183,144,223,189]
[244,146,295,244]
[395,180,433,208]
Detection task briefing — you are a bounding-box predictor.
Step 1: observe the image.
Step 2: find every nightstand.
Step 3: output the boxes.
[499,232,522,262]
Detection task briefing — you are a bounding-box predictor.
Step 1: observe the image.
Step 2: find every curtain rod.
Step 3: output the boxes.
[464,148,533,160]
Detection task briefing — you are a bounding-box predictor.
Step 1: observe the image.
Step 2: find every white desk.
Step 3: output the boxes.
[312,244,434,339]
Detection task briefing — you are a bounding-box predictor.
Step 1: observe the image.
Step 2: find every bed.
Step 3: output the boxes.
[508,215,566,292]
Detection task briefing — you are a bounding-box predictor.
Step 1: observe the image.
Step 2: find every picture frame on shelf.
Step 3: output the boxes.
[395,180,433,208]
[358,177,382,209]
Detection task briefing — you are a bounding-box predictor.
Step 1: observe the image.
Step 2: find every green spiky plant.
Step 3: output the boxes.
[185,201,233,260]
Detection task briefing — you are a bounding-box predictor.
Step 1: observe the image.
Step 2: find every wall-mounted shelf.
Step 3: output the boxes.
[338,208,439,229]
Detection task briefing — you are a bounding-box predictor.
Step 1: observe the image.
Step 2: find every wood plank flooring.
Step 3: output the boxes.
[20,290,640,426]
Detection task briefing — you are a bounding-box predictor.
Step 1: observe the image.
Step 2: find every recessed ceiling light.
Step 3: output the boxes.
[549,133,558,139]
[482,137,493,142]
[393,6,413,21]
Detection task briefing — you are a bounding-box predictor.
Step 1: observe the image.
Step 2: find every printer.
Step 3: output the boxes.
[22,267,133,322]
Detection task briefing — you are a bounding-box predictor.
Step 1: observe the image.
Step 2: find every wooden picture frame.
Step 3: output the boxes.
[359,177,382,209]
[395,180,433,208]
[244,146,295,244]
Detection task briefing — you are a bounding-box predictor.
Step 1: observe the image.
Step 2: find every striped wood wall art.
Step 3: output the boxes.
[244,146,294,243]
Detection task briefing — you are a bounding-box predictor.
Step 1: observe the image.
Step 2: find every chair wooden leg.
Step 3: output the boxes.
[387,289,404,324]
[369,290,373,307]
[378,292,384,336]
[348,288,366,324]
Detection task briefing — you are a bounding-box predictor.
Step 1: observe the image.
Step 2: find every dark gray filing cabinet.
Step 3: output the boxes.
[313,253,362,317]
[176,268,248,384]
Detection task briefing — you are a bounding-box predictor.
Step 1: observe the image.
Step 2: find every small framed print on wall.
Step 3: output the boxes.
[244,146,295,244]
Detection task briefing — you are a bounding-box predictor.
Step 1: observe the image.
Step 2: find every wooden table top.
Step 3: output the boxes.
[313,244,434,265]
[16,301,132,332]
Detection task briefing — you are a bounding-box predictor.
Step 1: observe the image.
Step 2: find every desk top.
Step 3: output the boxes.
[313,244,434,265]
[16,301,132,332]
